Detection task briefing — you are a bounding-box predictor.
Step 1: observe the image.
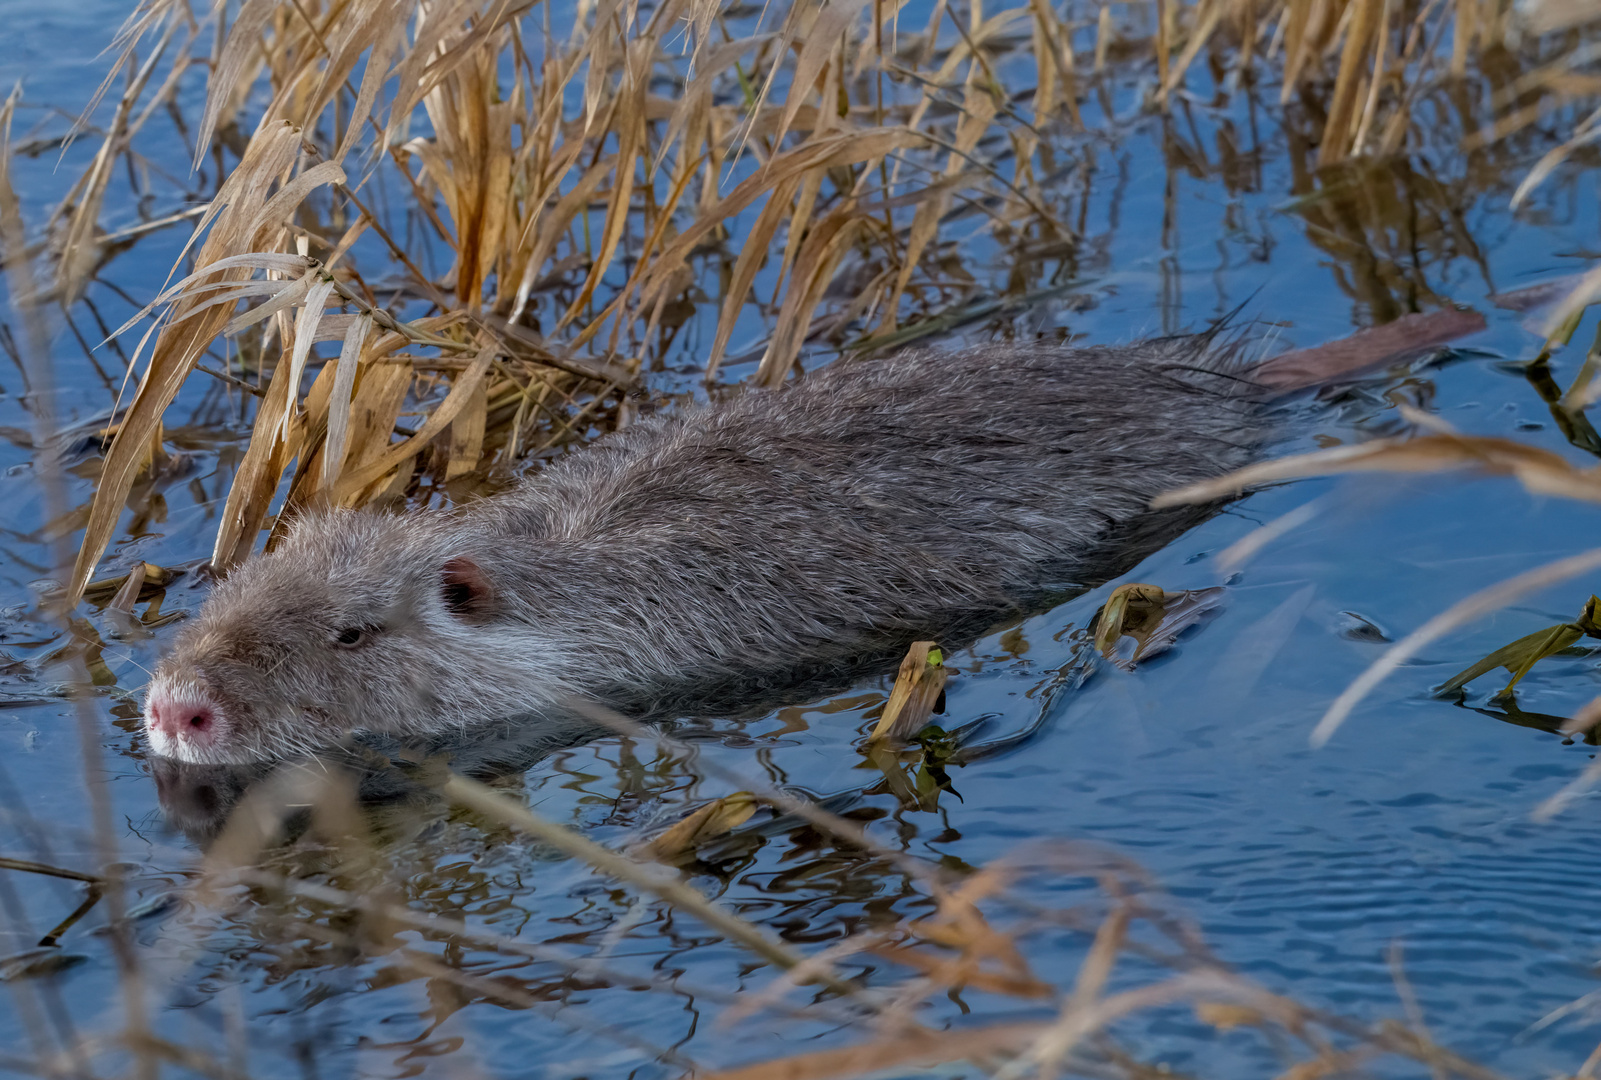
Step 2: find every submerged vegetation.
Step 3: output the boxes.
[11,0,1601,1075]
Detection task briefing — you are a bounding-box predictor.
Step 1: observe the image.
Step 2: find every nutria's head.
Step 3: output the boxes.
[143,509,560,765]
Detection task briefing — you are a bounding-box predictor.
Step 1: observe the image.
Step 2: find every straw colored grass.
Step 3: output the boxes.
[12,0,1601,1072]
[4,0,1593,599]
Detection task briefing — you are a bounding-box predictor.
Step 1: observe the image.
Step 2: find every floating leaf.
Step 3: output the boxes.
[1093,583,1227,671]
[639,793,760,863]
[1437,595,1601,698]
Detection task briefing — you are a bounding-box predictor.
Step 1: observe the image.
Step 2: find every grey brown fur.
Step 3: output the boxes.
[145,337,1265,764]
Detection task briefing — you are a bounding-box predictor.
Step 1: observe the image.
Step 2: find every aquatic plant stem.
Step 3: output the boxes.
[1312,548,1601,748]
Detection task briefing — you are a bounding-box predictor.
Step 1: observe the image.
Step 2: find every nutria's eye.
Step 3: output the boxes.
[333,626,369,648]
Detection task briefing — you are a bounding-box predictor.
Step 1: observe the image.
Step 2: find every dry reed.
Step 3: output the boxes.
[10,0,1601,1075]
[6,0,1596,598]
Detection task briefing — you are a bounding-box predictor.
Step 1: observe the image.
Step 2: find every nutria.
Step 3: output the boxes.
[145,320,1438,765]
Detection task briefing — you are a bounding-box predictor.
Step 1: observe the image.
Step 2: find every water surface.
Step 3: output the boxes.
[4,3,1601,1076]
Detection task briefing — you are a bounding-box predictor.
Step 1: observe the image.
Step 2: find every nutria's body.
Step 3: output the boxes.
[144,338,1265,764]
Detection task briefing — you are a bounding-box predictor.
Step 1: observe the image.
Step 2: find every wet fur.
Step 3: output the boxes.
[148,337,1266,764]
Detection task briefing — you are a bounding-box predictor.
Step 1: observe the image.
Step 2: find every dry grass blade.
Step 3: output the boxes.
[55,15,184,304]
[1152,433,1601,509]
[559,57,644,327]
[1311,548,1601,748]
[320,314,373,489]
[772,0,872,150]
[316,0,411,164]
[281,278,340,441]
[211,334,304,570]
[1534,753,1601,822]
[1528,694,1601,821]
[442,375,487,481]
[632,128,922,318]
[69,121,324,602]
[64,0,190,153]
[1564,693,1601,738]
[757,210,866,386]
[704,175,801,380]
[1216,497,1327,570]
[868,941,1054,997]
[107,562,149,614]
[1512,106,1601,210]
[1536,261,1601,340]
[108,255,309,341]
[1195,1000,1269,1030]
[1068,904,1129,1009]
[1161,0,1226,97]
[194,0,281,168]
[333,346,494,499]
[998,971,1264,1080]
[1319,0,1385,165]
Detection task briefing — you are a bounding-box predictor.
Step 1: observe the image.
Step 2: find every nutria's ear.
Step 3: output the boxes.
[440,556,495,622]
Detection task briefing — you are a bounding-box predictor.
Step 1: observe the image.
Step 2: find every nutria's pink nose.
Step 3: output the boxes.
[144,683,223,755]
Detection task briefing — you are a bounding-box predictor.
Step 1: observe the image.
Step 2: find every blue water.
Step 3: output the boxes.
[5,1,1601,1076]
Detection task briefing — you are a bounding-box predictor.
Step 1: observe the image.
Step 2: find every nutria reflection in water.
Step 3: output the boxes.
[140,324,1480,772]
[149,712,608,844]
[148,560,1130,843]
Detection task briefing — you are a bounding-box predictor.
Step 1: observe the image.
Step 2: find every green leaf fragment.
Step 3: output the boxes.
[1438,595,1601,698]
